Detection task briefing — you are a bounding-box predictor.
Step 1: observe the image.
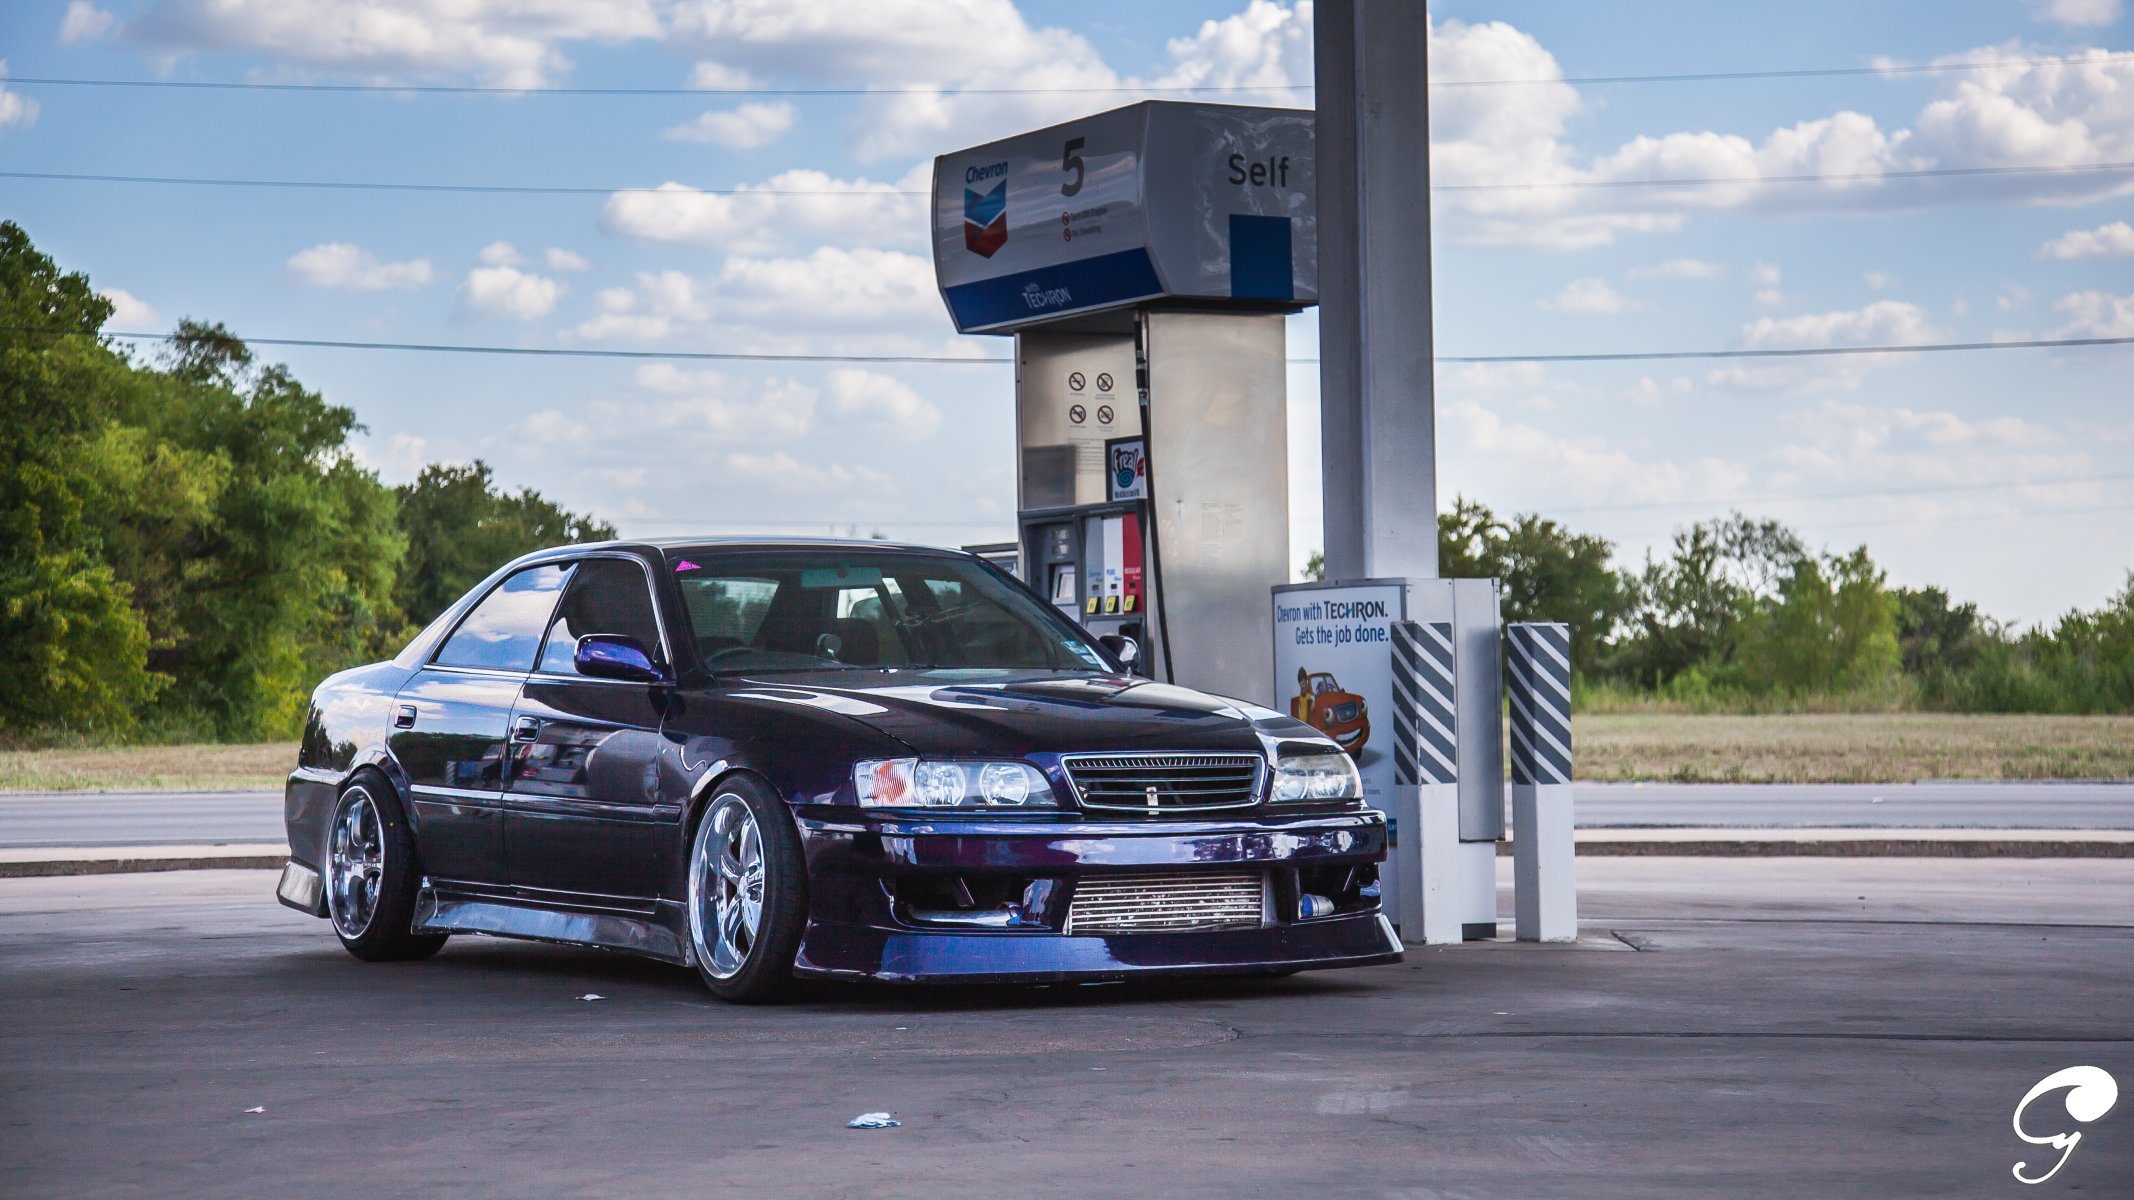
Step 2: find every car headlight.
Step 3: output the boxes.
[1270,748,1362,803]
[854,759,1057,811]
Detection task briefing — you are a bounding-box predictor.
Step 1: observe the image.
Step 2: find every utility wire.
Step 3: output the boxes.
[1554,470,2134,516]
[1437,159,2134,193]
[12,157,2134,199]
[0,170,896,197]
[7,53,2131,96]
[26,327,2134,367]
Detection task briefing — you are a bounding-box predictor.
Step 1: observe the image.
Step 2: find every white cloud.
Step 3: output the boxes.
[1442,398,1750,507]
[1749,262,1784,287]
[1710,301,1945,394]
[60,2,119,42]
[544,247,591,272]
[826,368,941,437]
[2051,290,2134,337]
[350,431,431,483]
[1740,300,1942,349]
[661,101,797,149]
[128,0,662,88]
[1628,375,1694,408]
[1628,258,1724,281]
[457,264,562,321]
[599,164,928,254]
[1537,277,1644,315]
[710,246,940,326]
[285,242,434,290]
[625,364,817,440]
[0,63,40,130]
[476,241,522,266]
[1770,400,2079,505]
[2040,220,2134,259]
[574,247,941,342]
[686,61,762,90]
[2024,0,2122,27]
[1865,271,1897,289]
[99,288,159,329]
[723,450,899,496]
[672,0,1307,163]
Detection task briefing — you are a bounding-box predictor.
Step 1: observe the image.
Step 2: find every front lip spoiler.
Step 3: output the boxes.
[795,913,1405,984]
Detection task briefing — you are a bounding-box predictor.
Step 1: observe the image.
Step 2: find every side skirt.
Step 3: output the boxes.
[412,881,693,966]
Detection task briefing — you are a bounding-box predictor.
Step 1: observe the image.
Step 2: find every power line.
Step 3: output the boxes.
[1437,159,2134,193]
[13,157,2134,201]
[64,329,1004,365]
[1436,335,2134,365]
[1554,470,2134,516]
[8,52,2130,97]
[31,327,2134,367]
[0,169,910,197]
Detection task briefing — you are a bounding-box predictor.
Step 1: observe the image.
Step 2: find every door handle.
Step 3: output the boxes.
[512,716,542,742]
[394,704,417,729]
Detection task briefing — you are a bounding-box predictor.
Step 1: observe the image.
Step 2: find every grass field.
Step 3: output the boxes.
[0,742,300,793]
[1575,713,2134,783]
[4,714,2131,791]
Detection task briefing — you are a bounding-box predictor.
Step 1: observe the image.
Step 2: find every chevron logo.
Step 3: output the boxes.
[964,181,1007,258]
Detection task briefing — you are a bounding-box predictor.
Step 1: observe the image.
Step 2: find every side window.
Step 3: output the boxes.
[537,558,666,675]
[434,564,573,672]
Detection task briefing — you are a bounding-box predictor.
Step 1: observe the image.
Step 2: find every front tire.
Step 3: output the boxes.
[687,776,806,1003]
[327,773,446,963]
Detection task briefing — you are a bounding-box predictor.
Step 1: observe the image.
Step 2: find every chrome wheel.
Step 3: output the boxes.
[689,795,765,980]
[328,786,385,939]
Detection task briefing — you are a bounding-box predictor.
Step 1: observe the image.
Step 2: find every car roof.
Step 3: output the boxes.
[510,535,972,565]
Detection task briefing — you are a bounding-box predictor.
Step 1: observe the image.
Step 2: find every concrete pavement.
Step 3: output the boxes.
[2,858,2127,1197]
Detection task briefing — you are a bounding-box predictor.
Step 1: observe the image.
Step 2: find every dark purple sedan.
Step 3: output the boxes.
[278,539,1399,1002]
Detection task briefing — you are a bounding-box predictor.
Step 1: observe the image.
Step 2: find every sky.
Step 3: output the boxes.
[2,0,2132,628]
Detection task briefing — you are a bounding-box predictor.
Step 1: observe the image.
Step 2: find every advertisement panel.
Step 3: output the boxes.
[1271,583,1401,810]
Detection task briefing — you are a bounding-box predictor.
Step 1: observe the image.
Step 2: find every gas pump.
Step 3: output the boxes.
[930,102,1313,702]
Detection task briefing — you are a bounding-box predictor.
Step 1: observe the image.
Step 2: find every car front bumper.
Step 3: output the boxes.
[790,808,1401,984]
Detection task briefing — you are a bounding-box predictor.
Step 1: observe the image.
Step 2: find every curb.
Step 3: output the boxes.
[0,844,289,879]
[0,854,288,878]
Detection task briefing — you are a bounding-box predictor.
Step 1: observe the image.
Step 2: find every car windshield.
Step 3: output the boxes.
[668,549,1111,675]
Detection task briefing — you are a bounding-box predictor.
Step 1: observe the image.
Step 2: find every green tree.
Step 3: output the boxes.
[1432,497,1632,671]
[1732,546,1901,696]
[103,322,410,738]
[0,221,162,733]
[394,460,616,626]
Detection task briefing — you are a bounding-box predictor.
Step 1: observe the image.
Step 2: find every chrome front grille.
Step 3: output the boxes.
[1063,871,1267,934]
[1061,753,1264,814]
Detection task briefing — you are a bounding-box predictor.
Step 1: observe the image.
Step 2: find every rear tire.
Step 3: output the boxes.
[327,771,447,963]
[686,775,807,1003]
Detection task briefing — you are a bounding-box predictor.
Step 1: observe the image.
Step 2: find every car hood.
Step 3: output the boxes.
[713,669,1323,757]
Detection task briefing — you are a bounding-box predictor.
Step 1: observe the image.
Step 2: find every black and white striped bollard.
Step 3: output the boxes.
[1391,620,1463,944]
[1507,621,1577,942]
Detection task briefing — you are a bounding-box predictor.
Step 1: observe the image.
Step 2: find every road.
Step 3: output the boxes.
[2,858,2128,1197]
[3,780,2131,851]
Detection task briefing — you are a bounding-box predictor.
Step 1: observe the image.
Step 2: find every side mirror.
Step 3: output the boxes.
[1096,633,1142,674]
[574,634,670,684]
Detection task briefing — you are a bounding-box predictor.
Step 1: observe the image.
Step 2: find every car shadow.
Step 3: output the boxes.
[396,934,1387,1011]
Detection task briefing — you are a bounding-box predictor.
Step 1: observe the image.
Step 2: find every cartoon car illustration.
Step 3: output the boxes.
[1292,668,1369,756]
